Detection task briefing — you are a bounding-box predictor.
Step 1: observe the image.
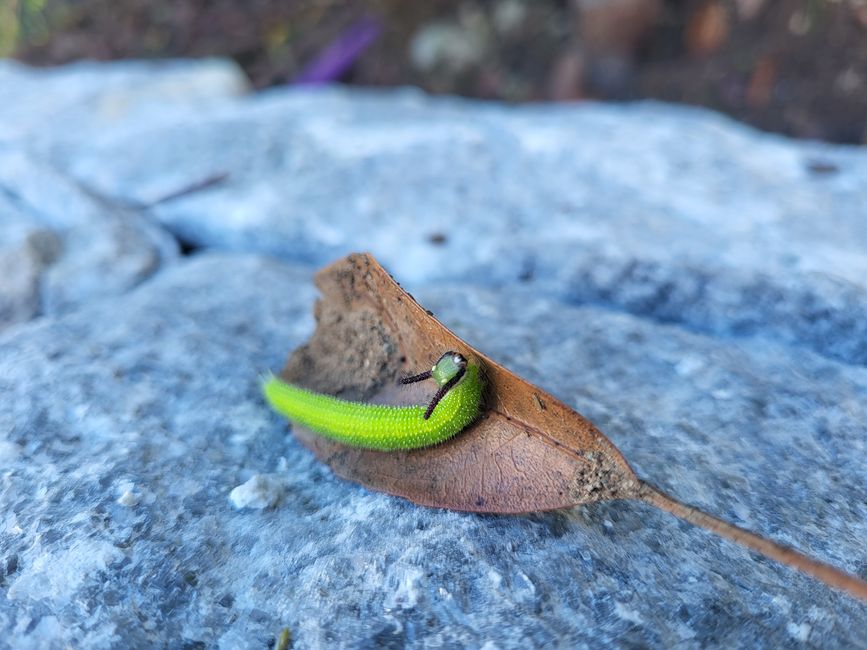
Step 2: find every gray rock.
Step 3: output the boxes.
[1,254,864,649]
[1,58,865,647]
[0,58,249,149]
[49,87,867,366]
[0,227,59,325]
[0,149,177,329]
[0,57,251,328]
[0,180,60,326]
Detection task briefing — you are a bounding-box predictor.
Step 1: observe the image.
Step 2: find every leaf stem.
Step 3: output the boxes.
[637,481,867,602]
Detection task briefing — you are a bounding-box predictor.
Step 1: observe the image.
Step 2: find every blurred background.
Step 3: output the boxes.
[3,3,867,648]
[3,0,867,144]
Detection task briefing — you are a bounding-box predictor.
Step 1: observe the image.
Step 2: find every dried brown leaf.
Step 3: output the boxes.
[281,252,640,513]
[278,252,867,602]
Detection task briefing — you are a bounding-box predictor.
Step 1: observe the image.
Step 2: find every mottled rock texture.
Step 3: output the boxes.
[1,256,866,648]
[0,58,246,331]
[0,59,865,648]
[53,87,867,366]
[0,149,177,329]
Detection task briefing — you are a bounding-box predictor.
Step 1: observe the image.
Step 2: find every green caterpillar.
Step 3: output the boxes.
[262,352,485,451]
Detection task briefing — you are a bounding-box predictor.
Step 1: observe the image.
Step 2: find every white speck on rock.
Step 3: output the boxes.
[615,601,645,625]
[383,565,424,610]
[3,511,23,535]
[771,594,792,614]
[7,539,124,604]
[115,479,139,506]
[117,490,139,507]
[486,567,503,589]
[787,622,811,642]
[676,355,704,376]
[229,474,284,510]
[0,440,21,462]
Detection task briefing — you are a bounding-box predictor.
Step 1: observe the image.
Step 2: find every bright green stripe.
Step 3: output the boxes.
[262,364,483,450]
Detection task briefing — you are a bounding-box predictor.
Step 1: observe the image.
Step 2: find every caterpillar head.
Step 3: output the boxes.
[431,351,468,387]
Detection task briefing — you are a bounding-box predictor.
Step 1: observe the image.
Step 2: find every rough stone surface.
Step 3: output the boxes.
[0,256,865,649]
[1,59,866,648]
[52,87,867,365]
[0,148,177,330]
[0,58,249,148]
[0,58,248,329]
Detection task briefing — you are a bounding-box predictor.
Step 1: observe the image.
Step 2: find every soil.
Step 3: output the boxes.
[11,0,867,144]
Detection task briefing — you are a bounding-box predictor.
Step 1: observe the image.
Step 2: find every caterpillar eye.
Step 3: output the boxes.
[452,353,467,368]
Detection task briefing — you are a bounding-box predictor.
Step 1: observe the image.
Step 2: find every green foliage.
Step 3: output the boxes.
[0,0,49,56]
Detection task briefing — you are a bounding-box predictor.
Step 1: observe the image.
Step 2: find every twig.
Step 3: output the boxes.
[637,481,867,602]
